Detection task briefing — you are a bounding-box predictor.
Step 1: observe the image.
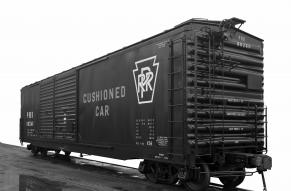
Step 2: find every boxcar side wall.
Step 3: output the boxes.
[20,26,188,163]
[77,28,187,161]
[79,40,167,159]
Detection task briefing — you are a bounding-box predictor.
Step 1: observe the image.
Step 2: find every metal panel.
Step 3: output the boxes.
[54,70,77,141]
[39,78,54,138]
[20,84,40,140]
[78,40,171,159]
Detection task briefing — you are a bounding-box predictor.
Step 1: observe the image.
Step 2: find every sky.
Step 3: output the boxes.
[0,0,290,190]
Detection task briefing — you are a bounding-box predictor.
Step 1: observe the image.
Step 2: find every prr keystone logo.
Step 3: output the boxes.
[133,56,159,104]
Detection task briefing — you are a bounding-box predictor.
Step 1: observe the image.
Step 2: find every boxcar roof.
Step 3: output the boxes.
[21,18,262,89]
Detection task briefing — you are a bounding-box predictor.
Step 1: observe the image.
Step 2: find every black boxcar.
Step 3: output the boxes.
[20,18,272,191]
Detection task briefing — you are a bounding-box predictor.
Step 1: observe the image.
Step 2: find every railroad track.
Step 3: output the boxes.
[0,143,255,191]
[54,153,254,191]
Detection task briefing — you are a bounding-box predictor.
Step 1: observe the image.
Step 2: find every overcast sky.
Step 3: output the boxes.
[0,0,290,190]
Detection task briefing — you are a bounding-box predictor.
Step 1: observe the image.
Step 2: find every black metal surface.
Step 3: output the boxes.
[39,77,54,138]
[54,70,77,141]
[185,29,265,157]
[20,18,268,169]
[21,83,39,139]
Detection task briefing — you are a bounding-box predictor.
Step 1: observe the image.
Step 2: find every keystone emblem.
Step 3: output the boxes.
[133,56,159,104]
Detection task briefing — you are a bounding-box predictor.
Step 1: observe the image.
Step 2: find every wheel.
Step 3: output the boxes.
[64,151,71,157]
[184,163,210,191]
[40,149,47,157]
[31,146,39,156]
[219,168,245,189]
[144,162,178,185]
[145,163,159,183]
[165,165,178,185]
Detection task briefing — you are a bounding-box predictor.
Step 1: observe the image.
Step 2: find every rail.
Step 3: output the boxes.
[35,151,255,191]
